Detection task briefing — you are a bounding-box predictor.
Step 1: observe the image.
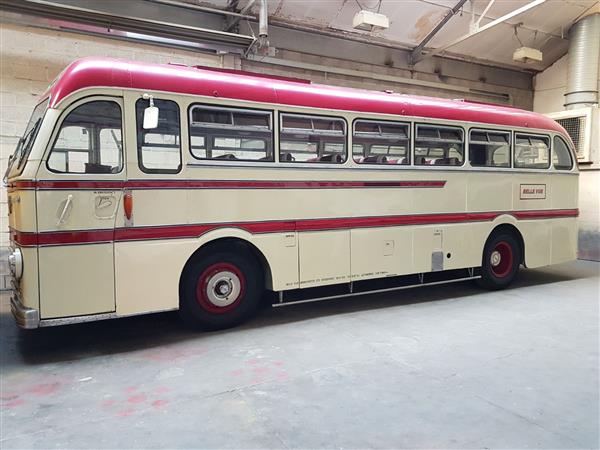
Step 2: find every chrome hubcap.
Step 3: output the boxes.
[205,271,241,307]
[490,250,501,267]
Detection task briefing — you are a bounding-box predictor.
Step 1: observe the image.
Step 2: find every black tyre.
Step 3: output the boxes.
[478,232,521,290]
[179,243,264,330]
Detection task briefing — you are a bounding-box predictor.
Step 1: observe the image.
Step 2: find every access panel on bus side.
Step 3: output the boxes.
[299,230,351,288]
[350,228,413,280]
[36,97,126,319]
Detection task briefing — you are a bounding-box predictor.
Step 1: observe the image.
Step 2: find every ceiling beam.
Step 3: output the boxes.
[409,0,469,65]
[226,0,240,12]
[424,0,547,61]
[474,0,496,29]
[224,0,256,32]
[147,0,253,19]
[0,0,255,48]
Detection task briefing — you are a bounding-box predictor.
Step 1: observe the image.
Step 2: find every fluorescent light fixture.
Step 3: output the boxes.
[513,47,543,63]
[352,10,389,32]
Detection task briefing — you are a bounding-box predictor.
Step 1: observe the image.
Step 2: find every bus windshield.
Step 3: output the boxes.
[5,99,48,181]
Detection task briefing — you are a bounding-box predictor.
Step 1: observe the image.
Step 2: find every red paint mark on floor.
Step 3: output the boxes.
[116,408,135,417]
[99,387,172,415]
[252,367,269,375]
[277,372,290,381]
[141,347,207,363]
[124,386,137,393]
[3,398,25,408]
[152,399,168,409]
[28,382,60,396]
[246,359,260,366]
[229,369,244,376]
[272,360,284,367]
[142,350,181,362]
[127,394,146,404]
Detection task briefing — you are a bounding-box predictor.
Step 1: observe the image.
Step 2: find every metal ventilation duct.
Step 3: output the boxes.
[565,13,600,110]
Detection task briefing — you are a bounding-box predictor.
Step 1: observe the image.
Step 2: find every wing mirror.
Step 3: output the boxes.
[142,95,159,130]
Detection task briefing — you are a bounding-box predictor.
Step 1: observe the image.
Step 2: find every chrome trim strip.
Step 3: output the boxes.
[274,275,482,307]
[39,312,118,327]
[38,307,178,327]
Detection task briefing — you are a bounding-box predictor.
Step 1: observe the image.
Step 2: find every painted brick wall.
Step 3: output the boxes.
[0,23,229,250]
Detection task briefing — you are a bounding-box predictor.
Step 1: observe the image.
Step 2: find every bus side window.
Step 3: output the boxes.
[414,124,464,166]
[135,98,182,173]
[514,134,550,169]
[189,105,273,161]
[469,129,511,168]
[353,120,410,165]
[279,113,346,163]
[47,101,123,174]
[553,136,574,170]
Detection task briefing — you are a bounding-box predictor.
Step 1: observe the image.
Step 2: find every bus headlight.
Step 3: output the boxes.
[8,248,23,279]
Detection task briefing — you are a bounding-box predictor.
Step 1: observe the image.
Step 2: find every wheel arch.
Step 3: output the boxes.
[179,230,274,294]
[487,222,526,267]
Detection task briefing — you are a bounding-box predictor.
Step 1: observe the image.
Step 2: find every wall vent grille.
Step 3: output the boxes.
[556,116,586,158]
[547,107,597,164]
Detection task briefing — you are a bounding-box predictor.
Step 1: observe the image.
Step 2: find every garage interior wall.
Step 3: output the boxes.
[534,54,600,261]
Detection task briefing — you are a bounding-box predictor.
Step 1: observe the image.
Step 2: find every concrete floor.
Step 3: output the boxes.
[1,261,598,449]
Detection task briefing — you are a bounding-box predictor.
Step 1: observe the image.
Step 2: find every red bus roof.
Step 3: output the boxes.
[47,57,564,135]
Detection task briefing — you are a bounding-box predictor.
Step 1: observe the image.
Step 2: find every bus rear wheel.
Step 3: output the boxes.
[478,232,521,290]
[180,244,264,330]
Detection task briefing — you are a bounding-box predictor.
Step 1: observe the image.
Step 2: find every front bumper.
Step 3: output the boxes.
[10,292,39,329]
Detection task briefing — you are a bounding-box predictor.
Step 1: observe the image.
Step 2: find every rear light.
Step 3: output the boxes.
[8,248,23,279]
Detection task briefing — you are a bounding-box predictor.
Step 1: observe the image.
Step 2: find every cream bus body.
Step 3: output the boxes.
[6,58,578,330]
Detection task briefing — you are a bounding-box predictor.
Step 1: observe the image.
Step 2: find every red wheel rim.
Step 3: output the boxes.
[490,241,513,278]
[195,262,246,314]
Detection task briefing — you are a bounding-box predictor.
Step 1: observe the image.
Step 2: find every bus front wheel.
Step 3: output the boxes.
[478,232,521,290]
[180,243,264,330]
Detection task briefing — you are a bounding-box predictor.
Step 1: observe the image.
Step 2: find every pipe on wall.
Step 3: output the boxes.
[565,13,600,110]
[258,0,268,47]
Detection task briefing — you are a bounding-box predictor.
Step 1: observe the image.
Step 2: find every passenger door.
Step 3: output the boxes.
[114,94,186,316]
[36,97,126,319]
